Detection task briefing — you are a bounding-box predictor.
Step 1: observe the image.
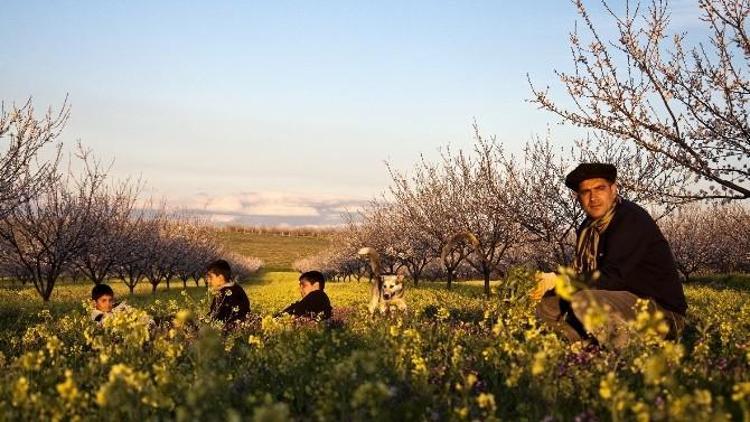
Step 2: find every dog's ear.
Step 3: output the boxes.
[396,274,405,283]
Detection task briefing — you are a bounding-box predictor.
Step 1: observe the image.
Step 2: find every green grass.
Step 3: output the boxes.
[0,273,500,333]
[686,273,750,291]
[0,272,494,370]
[3,271,746,347]
[215,231,330,271]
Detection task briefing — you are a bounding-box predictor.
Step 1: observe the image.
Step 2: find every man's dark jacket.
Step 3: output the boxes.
[209,283,251,327]
[578,198,687,315]
[278,290,332,320]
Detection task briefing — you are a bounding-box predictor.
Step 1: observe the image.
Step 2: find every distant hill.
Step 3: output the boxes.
[215,231,331,271]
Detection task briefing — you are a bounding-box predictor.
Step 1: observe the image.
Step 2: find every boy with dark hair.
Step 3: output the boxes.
[206,259,251,330]
[90,283,135,324]
[277,270,332,320]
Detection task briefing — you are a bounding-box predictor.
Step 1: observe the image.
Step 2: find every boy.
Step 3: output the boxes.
[90,283,132,324]
[206,259,251,329]
[277,271,332,320]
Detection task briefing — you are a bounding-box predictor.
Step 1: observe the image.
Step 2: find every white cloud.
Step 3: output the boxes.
[247,204,319,217]
[209,214,238,223]
[204,196,244,213]
[173,190,371,226]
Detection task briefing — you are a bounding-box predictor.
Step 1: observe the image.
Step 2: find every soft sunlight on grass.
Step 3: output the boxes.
[215,231,331,271]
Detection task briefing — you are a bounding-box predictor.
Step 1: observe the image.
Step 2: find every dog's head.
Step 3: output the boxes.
[382,274,404,301]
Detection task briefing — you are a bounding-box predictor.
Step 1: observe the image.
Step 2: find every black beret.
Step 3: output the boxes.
[564,163,617,191]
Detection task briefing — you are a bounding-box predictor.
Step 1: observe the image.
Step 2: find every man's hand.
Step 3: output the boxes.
[531,272,559,301]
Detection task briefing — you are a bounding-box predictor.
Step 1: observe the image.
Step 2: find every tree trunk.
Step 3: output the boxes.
[483,268,491,298]
[412,269,421,286]
[42,275,55,302]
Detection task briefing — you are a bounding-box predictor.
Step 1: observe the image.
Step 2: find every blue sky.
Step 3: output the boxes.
[0,1,701,225]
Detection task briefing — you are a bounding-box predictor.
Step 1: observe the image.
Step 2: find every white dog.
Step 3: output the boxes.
[358,247,407,314]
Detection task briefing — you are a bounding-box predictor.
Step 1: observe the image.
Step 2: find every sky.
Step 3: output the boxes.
[0,1,702,226]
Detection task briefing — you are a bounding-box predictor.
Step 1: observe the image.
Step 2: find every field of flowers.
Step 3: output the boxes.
[1,271,749,421]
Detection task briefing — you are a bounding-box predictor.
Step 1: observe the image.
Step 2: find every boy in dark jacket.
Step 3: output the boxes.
[277,271,332,320]
[206,259,251,330]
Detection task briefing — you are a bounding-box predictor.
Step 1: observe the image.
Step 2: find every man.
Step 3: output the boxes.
[206,259,251,330]
[533,163,687,347]
[276,270,332,320]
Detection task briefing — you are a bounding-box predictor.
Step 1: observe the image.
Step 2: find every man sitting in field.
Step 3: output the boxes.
[206,259,251,330]
[533,163,687,347]
[276,271,332,320]
[90,283,137,325]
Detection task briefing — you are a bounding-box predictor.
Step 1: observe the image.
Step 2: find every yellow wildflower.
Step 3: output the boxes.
[12,376,29,406]
[46,335,62,357]
[248,335,263,348]
[631,401,649,422]
[733,382,750,402]
[643,355,666,385]
[465,373,478,388]
[694,389,712,406]
[532,351,547,376]
[554,271,576,301]
[476,393,496,410]
[599,372,616,400]
[56,370,79,403]
[436,307,450,321]
[174,309,192,328]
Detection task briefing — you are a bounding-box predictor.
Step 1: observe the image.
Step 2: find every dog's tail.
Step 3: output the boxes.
[358,247,382,278]
[441,231,480,266]
[358,247,384,313]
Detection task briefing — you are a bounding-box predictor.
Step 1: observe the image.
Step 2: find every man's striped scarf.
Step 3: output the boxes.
[574,200,618,276]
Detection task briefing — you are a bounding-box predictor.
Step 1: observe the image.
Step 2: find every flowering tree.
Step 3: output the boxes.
[661,204,750,279]
[386,211,434,285]
[531,0,750,201]
[442,129,522,296]
[703,204,750,273]
[74,179,142,284]
[144,218,184,293]
[351,204,403,277]
[502,135,581,269]
[0,152,107,301]
[224,251,264,282]
[115,218,156,295]
[660,205,718,280]
[174,222,221,288]
[722,204,750,272]
[0,98,66,219]
[387,157,467,289]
